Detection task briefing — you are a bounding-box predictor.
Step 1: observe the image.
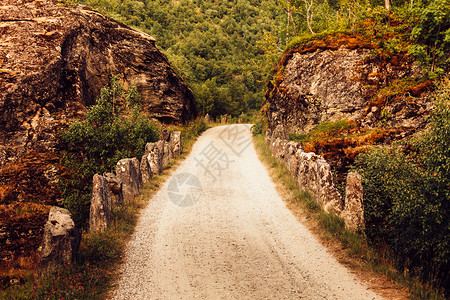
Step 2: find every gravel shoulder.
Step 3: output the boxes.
[112,125,383,299]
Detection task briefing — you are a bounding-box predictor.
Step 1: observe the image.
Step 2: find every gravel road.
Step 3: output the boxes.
[112,125,382,300]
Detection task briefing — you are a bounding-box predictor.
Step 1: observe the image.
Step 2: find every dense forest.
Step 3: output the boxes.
[73,0,448,119]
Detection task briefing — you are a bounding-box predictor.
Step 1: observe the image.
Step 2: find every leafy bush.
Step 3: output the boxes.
[290,119,356,142]
[408,0,450,77]
[251,116,267,136]
[60,77,160,228]
[182,118,209,142]
[356,79,449,291]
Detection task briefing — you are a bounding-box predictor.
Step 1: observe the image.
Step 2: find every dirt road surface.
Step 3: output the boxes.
[112,125,382,299]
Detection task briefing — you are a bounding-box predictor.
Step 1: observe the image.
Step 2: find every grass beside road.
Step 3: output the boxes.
[252,133,445,300]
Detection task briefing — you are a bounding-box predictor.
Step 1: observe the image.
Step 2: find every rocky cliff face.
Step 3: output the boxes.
[265,34,433,134]
[1,0,196,167]
[264,34,434,180]
[0,0,196,285]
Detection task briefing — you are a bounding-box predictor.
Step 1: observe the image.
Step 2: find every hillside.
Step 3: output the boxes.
[74,0,288,118]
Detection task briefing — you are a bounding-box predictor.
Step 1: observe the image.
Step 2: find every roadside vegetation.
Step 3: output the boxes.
[0,79,209,299]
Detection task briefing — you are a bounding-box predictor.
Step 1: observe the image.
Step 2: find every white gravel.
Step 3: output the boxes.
[111,125,383,300]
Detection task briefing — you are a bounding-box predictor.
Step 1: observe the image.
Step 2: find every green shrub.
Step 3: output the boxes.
[60,77,160,228]
[408,0,450,76]
[356,79,449,291]
[182,118,208,142]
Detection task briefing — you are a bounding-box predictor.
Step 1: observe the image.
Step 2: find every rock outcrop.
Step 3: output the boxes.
[38,207,81,275]
[0,0,196,283]
[265,35,432,134]
[0,0,196,202]
[89,174,112,233]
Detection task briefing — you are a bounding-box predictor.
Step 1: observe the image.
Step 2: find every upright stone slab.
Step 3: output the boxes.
[131,157,143,188]
[39,207,81,275]
[170,131,182,156]
[103,172,124,207]
[204,114,211,123]
[89,174,112,233]
[116,158,140,202]
[221,114,228,124]
[140,154,152,184]
[145,142,162,175]
[156,140,170,169]
[342,172,364,231]
[296,151,343,214]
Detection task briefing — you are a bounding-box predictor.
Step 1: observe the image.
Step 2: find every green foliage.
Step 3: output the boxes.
[74,0,289,119]
[408,0,450,76]
[182,118,209,143]
[60,78,159,228]
[251,116,267,136]
[290,119,356,142]
[0,262,109,300]
[356,80,450,291]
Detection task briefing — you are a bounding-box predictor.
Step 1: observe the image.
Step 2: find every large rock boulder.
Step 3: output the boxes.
[0,0,196,281]
[0,0,196,203]
[265,37,430,134]
[103,172,124,207]
[116,158,140,202]
[342,172,364,231]
[38,207,81,275]
[89,174,112,233]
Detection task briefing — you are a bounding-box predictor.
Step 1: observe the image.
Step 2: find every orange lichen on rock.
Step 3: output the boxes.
[0,150,63,206]
[0,203,51,287]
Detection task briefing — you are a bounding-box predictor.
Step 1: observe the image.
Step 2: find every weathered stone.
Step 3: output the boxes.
[204,114,212,123]
[272,125,288,141]
[38,207,81,275]
[89,174,112,233]
[156,140,170,169]
[0,0,197,205]
[116,158,140,202]
[159,129,170,142]
[170,131,182,156]
[103,172,124,208]
[296,152,343,213]
[266,46,429,134]
[283,142,303,176]
[140,155,152,185]
[145,142,162,175]
[221,114,228,124]
[342,172,364,231]
[131,157,142,188]
[272,138,288,159]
